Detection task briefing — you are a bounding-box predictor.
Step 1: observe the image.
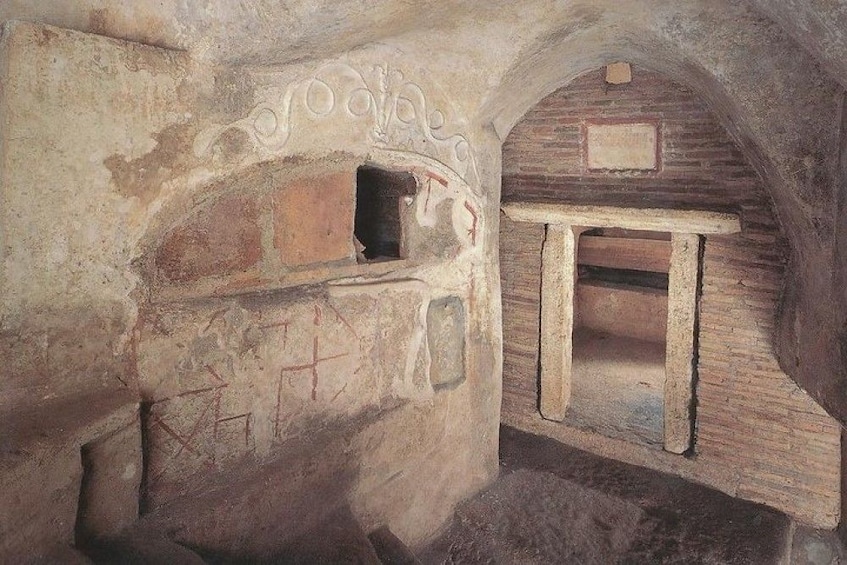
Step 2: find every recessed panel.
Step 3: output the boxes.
[586,123,658,171]
[427,296,466,390]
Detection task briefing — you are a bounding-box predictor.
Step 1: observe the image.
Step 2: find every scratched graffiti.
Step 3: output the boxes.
[137,286,429,501]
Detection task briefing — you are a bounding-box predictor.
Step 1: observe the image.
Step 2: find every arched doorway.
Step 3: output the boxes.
[498,64,840,527]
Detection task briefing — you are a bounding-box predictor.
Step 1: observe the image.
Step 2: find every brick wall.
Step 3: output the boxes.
[500,67,841,527]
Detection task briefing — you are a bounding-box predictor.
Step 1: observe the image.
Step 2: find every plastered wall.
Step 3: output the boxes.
[0,21,503,557]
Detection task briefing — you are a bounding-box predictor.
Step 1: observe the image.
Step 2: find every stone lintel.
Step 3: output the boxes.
[664,233,702,454]
[502,203,740,235]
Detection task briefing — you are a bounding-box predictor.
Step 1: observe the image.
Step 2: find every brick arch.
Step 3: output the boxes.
[497,65,841,527]
[480,19,846,422]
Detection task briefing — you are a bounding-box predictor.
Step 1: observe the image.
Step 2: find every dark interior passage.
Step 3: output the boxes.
[354,166,417,261]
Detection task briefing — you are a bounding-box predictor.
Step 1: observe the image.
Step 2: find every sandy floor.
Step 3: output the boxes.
[90,425,844,563]
[566,329,665,447]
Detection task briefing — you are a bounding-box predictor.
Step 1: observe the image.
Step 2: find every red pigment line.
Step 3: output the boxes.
[203,309,227,333]
[174,385,221,399]
[426,170,449,186]
[216,413,249,423]
[311,336,319,401]
[213,389,222,439]
[178,396,216,454]
[245,413,251,447]
[464,200,478,246]
[331,383,348,403]
[204,364,229,386]
[424,177,432,214]
[274,376,283,438]
[326,303,358,338]
[260,319,290,347]
[170,398,218,470]
[280,362,316,372]
[154,417,201,457]
[316,352,350,363]
[313,304,322,326]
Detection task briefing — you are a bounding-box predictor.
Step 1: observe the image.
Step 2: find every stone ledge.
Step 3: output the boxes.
[501,203,741,234]
[0,389,140,558]
[150,259,423,303]
[0,388,138,467]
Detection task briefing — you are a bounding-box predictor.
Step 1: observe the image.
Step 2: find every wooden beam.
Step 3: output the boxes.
[578,235,671,273]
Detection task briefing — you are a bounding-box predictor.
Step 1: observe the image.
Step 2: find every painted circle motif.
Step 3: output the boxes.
[347,88,373,116]
[429,110,445,130]
[455,139,470,161]
[395,96,417,124]
[305,79,335,116]
[253,108,278,137]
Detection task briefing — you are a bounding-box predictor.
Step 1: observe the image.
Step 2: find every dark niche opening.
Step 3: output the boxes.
[354,166,416,262]
[569,227,673,447]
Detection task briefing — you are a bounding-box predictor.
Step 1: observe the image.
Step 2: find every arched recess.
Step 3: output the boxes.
[128,147,496,549]
[480,20,845,422]
[496,63,841,528]
[134,150,484,300]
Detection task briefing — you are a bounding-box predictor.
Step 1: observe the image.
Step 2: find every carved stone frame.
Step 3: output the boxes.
[501,203,741,454]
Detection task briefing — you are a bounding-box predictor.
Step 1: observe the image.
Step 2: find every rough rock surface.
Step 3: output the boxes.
[421,426,793,564]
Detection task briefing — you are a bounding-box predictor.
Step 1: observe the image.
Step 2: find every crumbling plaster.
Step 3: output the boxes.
[0,18,506,554]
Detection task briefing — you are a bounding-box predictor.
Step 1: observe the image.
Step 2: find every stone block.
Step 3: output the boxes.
[576,281,668,343]
[156,194,262,282]
[0,390,138,559]
[605,62,632,84]
[586,122,658,171]
[664,233,701,454]
[0,447,82,560]
[273,171,356,267]
[427,296,466,389]
[138,282,431,506]
[402,198,461,260]
[76,422,143,545]
[539,225,583,421]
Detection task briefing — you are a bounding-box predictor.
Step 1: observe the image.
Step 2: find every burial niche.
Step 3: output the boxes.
[354,166,417,262]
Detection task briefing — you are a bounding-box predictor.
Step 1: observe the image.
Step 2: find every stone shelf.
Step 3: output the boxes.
[501,203,741,234]
[150,259,423,304]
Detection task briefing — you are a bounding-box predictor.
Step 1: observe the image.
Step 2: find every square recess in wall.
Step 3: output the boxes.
[584,121,660,171]
[355,166,416,262]
[427,296,466,390]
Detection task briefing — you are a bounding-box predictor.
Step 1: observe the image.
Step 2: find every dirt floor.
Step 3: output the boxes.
[568,329,666,447]
[80,425,844,564]
[420,425,796,564]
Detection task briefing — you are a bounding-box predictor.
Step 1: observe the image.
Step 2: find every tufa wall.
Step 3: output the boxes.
[499,67,841,528]
[0,21,503,559]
